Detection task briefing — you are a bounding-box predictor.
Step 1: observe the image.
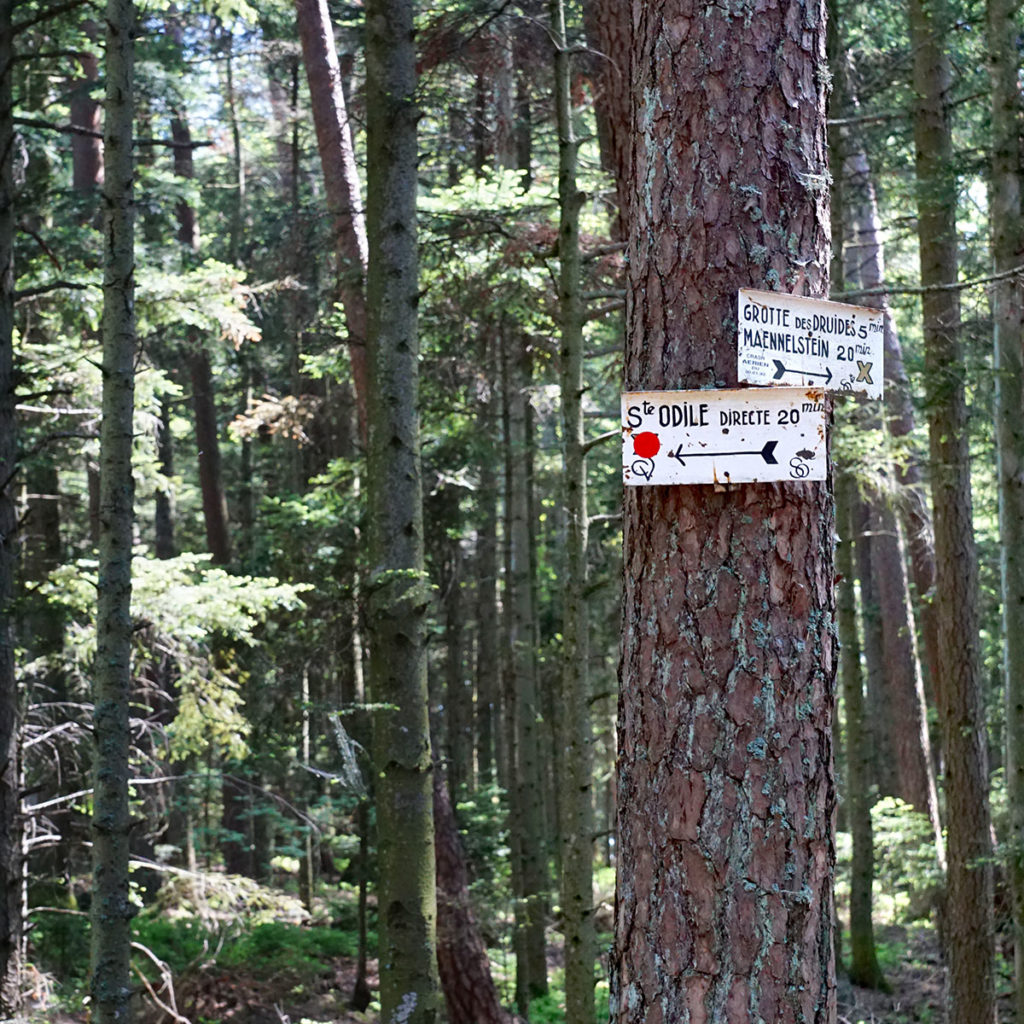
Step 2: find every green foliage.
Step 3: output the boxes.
[525,968,610,1024]
[871,798,945,923]
[44,553,309,759]
[217,922,360,974]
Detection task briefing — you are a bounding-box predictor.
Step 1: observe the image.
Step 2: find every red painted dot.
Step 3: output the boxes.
[633,431,660,458]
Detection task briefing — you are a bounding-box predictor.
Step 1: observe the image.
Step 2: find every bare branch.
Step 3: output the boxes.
[832,261,1024,301]
[14,280,94,301]
[584,300,624,322]
[582,429,619,455]
[13,116,213,150]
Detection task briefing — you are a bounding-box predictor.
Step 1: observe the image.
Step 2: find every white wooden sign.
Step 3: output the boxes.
[622,388,827,486]
[737,289,884,399]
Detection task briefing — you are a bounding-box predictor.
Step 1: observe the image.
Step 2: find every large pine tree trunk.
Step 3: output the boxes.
[988,0,1024,1014]
[365,0,440,1013]
[612,2,837,1020]
[908,1,996,1019]
[0,0,21,1009]
[91,2,136,1020]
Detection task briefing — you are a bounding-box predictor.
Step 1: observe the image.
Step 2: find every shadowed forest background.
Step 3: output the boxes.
[2,0,1024,1021]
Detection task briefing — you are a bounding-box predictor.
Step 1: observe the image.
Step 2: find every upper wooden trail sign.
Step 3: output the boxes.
[737,288,884,399]
[622,387,827,487]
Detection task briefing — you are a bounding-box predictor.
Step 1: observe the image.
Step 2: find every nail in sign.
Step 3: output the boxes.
[737,289,884,399]
[622,388,827,486]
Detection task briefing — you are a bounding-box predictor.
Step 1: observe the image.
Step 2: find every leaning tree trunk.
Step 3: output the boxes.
[91,1,136,1021]
[909,0,996,1020]
[612,1,837,1021]
[365,0,439,1013]
[988,0,1024,1015]
[0,0,21,1011]
[295,0,369,440]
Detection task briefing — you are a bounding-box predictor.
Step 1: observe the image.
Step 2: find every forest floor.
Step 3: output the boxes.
[836,925,945,1024]
[30,875,1004,1024]
[33,928,971,1024]
[136,922,955,1024]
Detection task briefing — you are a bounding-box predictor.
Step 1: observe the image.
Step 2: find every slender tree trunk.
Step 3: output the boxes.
[296,0,369,441]
[552,0,595,1017]
[851,496,896,797]
[988,0,1024,1014]
[493,29,516,171]
[0,0,21,1009]
[507,332,548,1002]
[836,128,940,702]
[155,400,176,559]
[583,0,630,240]
[91,2,136,1020]
[501,329,529,1016]
[513,27,533,190]
[168,109,233,569]
[474,338,499,789]
[908,1,996,1019]
[834,135,943,847]
[438,487,472,797]
[838,475,887,991]
[71,22,103,201]
[365,0,440,1012]
[612,1,837,1020]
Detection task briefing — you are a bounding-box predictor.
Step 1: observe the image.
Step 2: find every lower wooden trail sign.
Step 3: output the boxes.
[622,387,827,486]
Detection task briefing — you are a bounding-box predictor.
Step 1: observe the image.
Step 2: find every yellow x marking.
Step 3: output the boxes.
[856,361,873,385]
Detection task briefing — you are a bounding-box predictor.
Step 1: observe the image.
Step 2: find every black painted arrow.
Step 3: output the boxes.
[772,358,832,385]
[669,440,779,466]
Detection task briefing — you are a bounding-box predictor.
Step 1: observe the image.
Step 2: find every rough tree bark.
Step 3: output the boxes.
[988,0,1024,1014]
[91,1,136,1020]
[0,0,21,1010]
[364,0,440,1013]
[433,767,513,1024]
[612,1,837,1021]
[908,0,996,1019]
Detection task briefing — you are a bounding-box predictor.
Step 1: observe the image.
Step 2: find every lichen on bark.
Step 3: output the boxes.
[612,1,837,1021]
